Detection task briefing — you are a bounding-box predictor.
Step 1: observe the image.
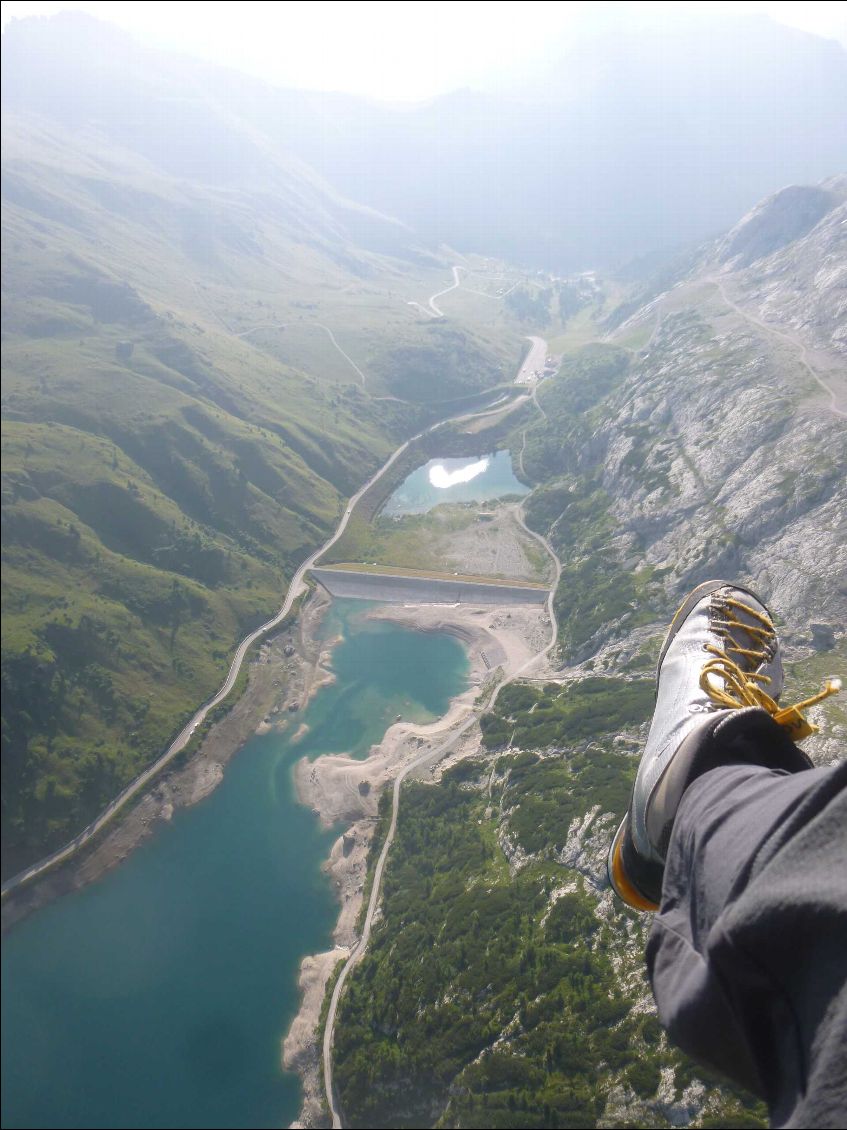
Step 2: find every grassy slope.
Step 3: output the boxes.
[320,500,547,582]
[0,112,530,877]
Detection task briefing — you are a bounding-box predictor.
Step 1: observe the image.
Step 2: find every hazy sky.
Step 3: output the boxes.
[2,0,846,99]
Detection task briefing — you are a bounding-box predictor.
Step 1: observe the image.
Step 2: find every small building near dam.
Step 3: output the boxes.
[311,565,549,606]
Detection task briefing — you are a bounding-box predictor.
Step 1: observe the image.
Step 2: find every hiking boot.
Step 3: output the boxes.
[607,579,840,912]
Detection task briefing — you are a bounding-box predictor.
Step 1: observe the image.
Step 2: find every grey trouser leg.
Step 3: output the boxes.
[647,759,847,1128]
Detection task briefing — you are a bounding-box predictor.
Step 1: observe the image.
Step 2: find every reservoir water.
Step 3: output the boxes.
[382,450,528,517]
[1,601,469,1129]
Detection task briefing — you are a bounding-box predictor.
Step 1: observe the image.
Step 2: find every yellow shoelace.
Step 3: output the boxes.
[699,596,842,742]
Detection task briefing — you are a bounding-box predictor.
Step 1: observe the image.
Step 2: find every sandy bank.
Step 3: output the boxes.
[294,602,549,831]
[283,947,349,1129]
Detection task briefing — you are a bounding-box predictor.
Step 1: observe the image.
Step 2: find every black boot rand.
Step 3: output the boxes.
[607,580,841,912]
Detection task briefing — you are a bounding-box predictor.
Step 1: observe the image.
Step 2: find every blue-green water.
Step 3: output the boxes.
[1,602,468,1130]
[382,450,528,517]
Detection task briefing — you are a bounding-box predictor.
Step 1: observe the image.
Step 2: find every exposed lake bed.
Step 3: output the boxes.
[326,446,548,586]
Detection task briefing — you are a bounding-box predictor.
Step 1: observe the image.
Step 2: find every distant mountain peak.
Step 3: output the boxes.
[717,181,844,268]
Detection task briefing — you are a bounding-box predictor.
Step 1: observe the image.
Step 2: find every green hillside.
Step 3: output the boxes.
[0,107,524,878]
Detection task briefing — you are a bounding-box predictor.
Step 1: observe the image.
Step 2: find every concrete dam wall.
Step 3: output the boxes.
[312,567,549,606]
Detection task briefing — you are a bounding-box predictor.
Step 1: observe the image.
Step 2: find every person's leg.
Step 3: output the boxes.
[605,579,845,1126]
[648,751,847,1127]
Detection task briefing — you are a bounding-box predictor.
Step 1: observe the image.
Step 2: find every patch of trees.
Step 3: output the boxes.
[506,286,552,325]
[482,676,653,755]
[333,753,765,1128]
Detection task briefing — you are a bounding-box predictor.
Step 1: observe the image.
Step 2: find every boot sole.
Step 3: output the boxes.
[607,814,660,912]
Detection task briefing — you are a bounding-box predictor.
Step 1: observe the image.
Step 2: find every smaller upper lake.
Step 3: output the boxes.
[382,451,528,517]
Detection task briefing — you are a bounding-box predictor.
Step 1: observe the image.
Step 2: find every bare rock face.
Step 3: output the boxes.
[719,176,847,361]
[556,805,616,888]
[717,183,841,268]
[583,182,847,652]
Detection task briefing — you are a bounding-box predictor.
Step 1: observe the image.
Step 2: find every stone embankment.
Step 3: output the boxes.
[312,566,549,606]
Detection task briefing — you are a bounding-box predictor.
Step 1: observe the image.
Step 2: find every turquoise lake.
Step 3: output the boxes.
[1,601,469,1129]
[382,450,528,517]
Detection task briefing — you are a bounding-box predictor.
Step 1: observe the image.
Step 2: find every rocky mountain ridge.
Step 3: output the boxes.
[598,180,845,646]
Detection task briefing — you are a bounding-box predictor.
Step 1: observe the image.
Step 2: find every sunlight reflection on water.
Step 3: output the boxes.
[428,457,489,488]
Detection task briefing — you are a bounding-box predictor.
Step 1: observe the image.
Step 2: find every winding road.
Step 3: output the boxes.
[320,278,845,1126]
[411,264,524,321]
[3,287,556,1127]
[322,393,561,1130]
[427,265,465,316]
